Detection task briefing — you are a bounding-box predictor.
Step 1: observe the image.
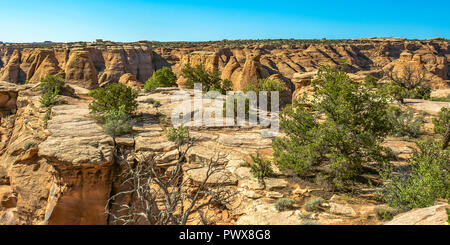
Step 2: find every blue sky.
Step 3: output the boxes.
[2,0,449,42]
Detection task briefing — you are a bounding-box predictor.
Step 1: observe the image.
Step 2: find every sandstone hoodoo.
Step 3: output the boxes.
[0,38,449,226]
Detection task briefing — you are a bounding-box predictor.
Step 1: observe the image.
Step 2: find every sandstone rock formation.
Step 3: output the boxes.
[0,44,154,89]
[385,203,450,225]
[0,38,449,226]
[64,50,98,89]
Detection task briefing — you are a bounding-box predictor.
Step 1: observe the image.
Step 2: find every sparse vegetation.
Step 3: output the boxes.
[243,78,286,111]
[38,75,72,95]
[23,141,35,150]
[39,75,69,108]
[433,107,449,134]
[182,64,231,93]
[166,125,189,146]
[383,66,431,103]
[300,220,322,225]
[88,83,138,118]
[374,206,398,221]
[245,154,274,182]
[273,66,392,188]
[144,67,177,92]
[430,95,450,102]
[102,105,133,142]
[381,139,449,211]
[304,197,324,212]
[274,198,294,212]
[298,211,315,220]
[387,106,423,138]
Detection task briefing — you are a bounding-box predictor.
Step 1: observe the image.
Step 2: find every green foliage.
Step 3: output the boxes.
[222,93,250,118]
[166,125,189,146]
[40,87,63,107]
[103,105,133,139]
[387,106,423,138]
[304,197,324,212]
[181,64,230,93]
[245,154,274,181]
[88,83,138,117]
[364,75,380,89]
[274,198,294,212]
[244,78,285,93]
[144,67,177,92]
[43,109,51,128]
[433,107,449,134]
[430,95,450,102]
[374,206,398,221]
[300,220,322,225]
[381,140,450,211]
[380,81,409,104]
[273,66,392,188]
[39,75,71,94]
[383,67,431,103]
[243,78,285,110]
[297,211,314,219]
[445,208,450,225]
[23,141,35,150]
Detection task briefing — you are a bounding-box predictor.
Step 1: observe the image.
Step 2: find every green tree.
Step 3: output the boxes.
[383,66,431,103]
[144,67,177,92]
[273,66,392,188]
[88,83,138,117]
[103,105,133,145]
[181,64,230,93]
[39,75,71,95]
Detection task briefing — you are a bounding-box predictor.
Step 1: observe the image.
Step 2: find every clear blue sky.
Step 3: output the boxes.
[2,0,449,42]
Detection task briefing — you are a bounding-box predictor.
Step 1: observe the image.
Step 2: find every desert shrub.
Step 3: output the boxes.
[273,66,392,188]
[430,95,450,102]
[222,93,250,119]
[387,106,423,138]
[409,86,431,100]
[88,83,138,117]
[166,125,189,146]
[300,221,322,225]
[364,75,380,89]
[39,75,72,96]
[274,198,294,212]
[304,197,324,212]
[103,105,133,139]
[144,79,162,92]
[153,100,161,108]
[182,64,230,93]
[144,67,177,92]
[380,81,409,104]
[245,154,274,182]
[433,107,449,134]
[40,87,65,107]
[297,211,315,220]
[374,206,398,221]
[381,140,450,211]
[243,78,285,111]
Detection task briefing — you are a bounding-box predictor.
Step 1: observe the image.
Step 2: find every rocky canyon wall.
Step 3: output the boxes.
[0,43,154,89]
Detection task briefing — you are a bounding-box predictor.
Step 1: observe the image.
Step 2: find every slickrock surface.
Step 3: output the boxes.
[385,203,450,225]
